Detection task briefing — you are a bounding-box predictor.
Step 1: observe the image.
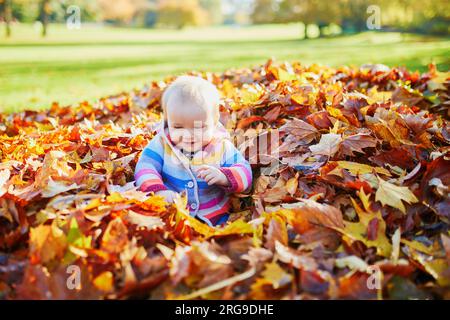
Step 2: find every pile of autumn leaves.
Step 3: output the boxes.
[0,59,449,300]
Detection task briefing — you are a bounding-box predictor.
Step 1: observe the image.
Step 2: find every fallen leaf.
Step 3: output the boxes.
[375,177,419,213]
[309,133,343,157]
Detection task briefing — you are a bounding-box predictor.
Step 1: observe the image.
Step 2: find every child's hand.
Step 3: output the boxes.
[196,165,230,187]
[155,190,178,203]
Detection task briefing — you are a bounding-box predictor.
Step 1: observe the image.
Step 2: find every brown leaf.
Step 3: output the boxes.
[341,133,378,156]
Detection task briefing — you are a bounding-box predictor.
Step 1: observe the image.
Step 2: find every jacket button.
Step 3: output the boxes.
[187,181,194,188]
[190,203,197,210]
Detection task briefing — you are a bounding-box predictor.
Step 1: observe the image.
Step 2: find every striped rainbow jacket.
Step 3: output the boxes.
[134,122,252,226]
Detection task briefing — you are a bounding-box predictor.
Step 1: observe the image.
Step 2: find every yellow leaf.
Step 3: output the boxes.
[366,87,393,104]
[239,85,264,106]
[375,177,418,213]
[337,192,392,257]
[93,271,114,292]
[336,161,391,177]
[106,192,125,203]
[261,262,292,289]
[141,194,168,213]
[277,68,297,81]
[220,79,235,98]
[291,93,309,105]
[401,239,435,256]
[427,71,450,91]
[327,106,348,123]
[174,195,216,237]
[407,249,450,287]
[173,195,254,238]
[29,222,67,264]
[285,175,298,196]
[210,219,254,238]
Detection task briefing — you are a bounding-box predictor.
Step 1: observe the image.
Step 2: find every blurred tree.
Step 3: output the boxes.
[10,0,39,22]
[38,0,50,36]
[199,0,222,25]
[1,0,13,37]
[380,0,449,35]
[156,0,208,29]
[251,0,278,24]
[52,0,100,23]
[97,0,147,25]
[339,0,373,33]
[276,0,341,37]
[252,0,449,36]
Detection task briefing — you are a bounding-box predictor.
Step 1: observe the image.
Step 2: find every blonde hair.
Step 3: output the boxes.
[161,75,220,122]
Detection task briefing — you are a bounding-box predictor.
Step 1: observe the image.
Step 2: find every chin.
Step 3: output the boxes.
[180,143,201,152]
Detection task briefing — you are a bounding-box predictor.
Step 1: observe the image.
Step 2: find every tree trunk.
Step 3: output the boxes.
[40,0,49,37]
[4,0,12,37]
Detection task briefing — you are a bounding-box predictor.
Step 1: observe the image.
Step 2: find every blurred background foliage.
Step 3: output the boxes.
[1,0,448,36]
[0,0,448,112]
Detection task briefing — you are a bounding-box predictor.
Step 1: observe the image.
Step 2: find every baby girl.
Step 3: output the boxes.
[134,76,252,226]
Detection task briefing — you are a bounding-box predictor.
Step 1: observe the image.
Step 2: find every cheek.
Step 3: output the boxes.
[201,128,214,142]
[169,129,183,142]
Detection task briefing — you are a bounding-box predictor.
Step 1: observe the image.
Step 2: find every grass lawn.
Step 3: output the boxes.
[1,23,449,113]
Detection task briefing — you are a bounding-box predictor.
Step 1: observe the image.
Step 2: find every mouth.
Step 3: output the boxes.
[178,141,198,150]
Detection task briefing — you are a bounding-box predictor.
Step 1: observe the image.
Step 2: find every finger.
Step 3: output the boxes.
[207,177,219,185]
[204,172,216,180]
[199,169,214,180]
[197,170,209,180]
[196,165,211,173]
[205,173,218,184]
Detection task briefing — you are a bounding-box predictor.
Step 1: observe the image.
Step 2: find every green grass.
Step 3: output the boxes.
[1,23,449,113]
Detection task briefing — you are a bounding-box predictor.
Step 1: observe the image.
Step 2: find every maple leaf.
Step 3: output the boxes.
[335,161,391,177]
[285,174,298,196]
[93,271,114,293]
[283,199,344,234]
[427,70,450,91]
[337,188,393,257]
[264,212,288,251]
[41,177,79,198]
[404,247,450,287]
[375,177,419,213]
[261,261,293,289]
[125,210,165,230]
[101,218,129,254]
[274,241,317,271]
[1,58,449,300]
[309,133,342,157]
[29,222,67,264]
[340,133,378,156]
[280,118,319,145]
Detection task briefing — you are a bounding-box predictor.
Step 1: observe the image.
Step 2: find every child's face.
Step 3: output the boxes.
[166,99,217,153]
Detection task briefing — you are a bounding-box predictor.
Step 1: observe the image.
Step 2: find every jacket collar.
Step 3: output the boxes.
[155,120,230,167]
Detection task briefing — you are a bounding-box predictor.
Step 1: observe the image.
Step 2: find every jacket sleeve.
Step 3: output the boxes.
[134,135,167,193]
[219,140,253,193]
